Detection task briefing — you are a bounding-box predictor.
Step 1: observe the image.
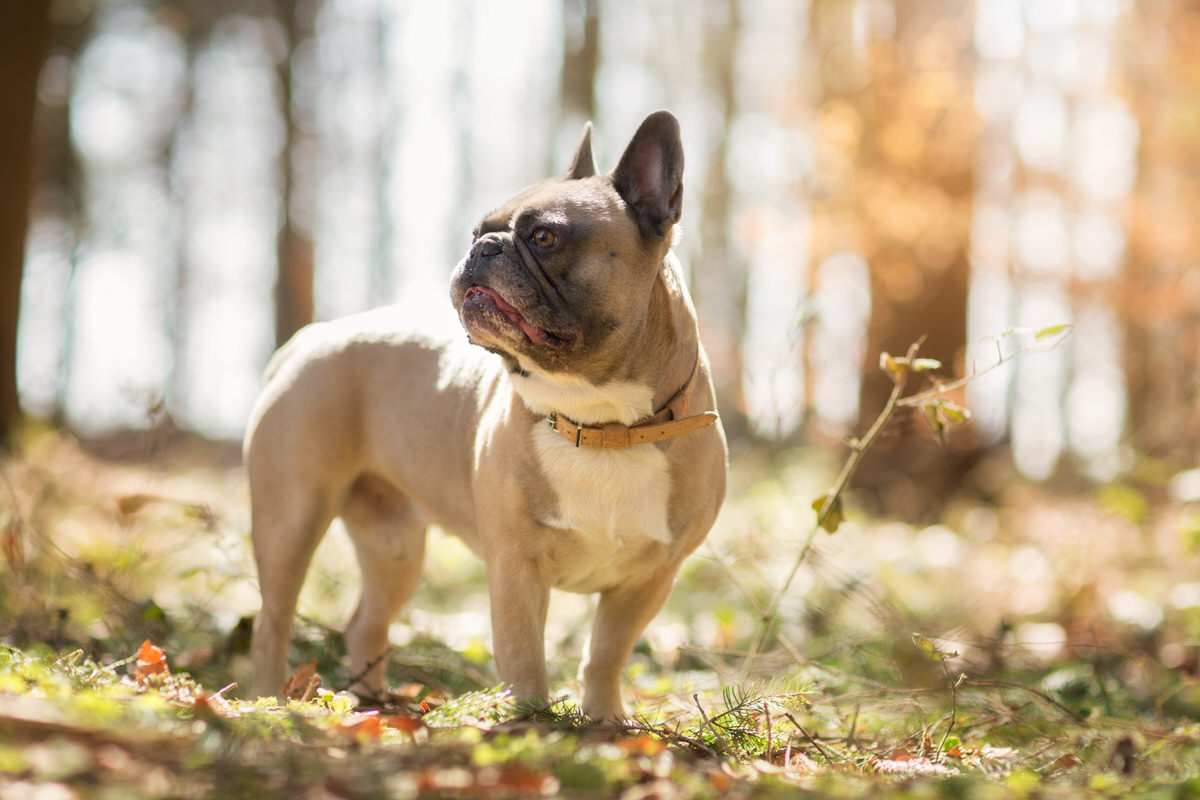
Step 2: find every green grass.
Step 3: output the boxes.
[3,428,1200,797]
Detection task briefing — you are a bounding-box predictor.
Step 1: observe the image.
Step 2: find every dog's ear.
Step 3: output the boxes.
[611,110,684,239]
[565,121,598,180]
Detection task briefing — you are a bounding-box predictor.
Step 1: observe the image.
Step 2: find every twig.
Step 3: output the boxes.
[624,717,722,759]
[935,671,966,761]
[895,325,1072,410]
[764,701,773,762]
[785,712,837,764]
[745,340,923,670]
[743,327,1074,673]
[846,703,860,751]
[962,678,1083,722]
[693,693,730,753]
[337,646,394,694]
[702,543,766,617]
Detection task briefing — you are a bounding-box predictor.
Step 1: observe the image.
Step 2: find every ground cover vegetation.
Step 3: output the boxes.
[3,332,1200,798]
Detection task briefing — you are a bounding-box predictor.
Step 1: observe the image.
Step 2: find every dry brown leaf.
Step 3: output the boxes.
[281,659,320,701]
[336,712,384,741]
[617,733,667,756]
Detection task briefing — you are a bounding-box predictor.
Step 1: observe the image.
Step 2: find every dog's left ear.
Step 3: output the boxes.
[565,121,598,180]
[611,110,684,239]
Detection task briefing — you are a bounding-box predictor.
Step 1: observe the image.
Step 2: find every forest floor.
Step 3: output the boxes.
[2,422,1200,799]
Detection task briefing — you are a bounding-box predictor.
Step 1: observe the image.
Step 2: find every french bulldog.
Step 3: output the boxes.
[245,110,727,721]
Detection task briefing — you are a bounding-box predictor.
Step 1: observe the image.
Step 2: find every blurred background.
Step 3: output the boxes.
[2,0,1199,506]
[4,1,1200,718]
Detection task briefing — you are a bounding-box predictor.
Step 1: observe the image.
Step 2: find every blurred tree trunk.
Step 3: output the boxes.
[168,32,197,420]
[560,0,598,125]
[557,0,599,183]
[696,0,748,439]
[810,0,978,515]
[854,1,975,432]
[374,5,396,303]
[274,0,315,348]
[1123,0,1200,461]
[0,0,53,448]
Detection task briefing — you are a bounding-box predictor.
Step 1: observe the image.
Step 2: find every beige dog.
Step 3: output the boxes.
[245,111,727,721]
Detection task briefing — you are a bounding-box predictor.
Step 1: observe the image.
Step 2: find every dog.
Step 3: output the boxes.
[245,110,727,721]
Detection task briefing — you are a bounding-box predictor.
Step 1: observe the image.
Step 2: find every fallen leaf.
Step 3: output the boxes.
[618,733,667,756]
[383,714,427,742]
[484,762,556,795]
[281,659,321,701]
[337,712,384,741]
[134,640,169,682]
[1049,752,1084,771]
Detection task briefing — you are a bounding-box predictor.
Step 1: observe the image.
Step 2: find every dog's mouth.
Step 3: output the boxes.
[461,286,572,350]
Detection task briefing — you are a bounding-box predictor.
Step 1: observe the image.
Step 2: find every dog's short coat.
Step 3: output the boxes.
[245,111,727,721]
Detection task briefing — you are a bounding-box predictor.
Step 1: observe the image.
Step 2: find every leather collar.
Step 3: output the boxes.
[547,357,719,449]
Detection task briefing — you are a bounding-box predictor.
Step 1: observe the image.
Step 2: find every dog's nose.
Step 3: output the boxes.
[475,234,504,259]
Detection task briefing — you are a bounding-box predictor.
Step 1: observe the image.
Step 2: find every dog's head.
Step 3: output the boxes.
[450,111,684,382]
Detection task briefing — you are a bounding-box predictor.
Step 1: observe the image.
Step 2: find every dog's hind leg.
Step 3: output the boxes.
[249,482,338,698]
[340,474,428,697]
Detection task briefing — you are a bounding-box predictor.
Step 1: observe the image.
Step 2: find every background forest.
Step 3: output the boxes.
[2,1,1200,798]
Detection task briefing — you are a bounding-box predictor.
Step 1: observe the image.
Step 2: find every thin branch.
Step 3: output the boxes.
[745,340,922,669]
[693,693,730,753]
[785,712,838,764]
[896,327,1072,409]
[935,671,966,761]
[337,646,394,694]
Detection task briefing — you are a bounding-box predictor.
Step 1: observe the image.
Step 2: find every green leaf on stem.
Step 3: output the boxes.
[912,633,958,662]
[879,352,907,384]
[811,493,845,534]
[921,403,946,445]
[1035,323,1072,340]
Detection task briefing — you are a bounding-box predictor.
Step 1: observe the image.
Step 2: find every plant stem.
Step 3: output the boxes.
[744,341,921,670]
[935,670,965,761]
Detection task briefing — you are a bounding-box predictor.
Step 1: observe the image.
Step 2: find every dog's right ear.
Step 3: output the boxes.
[565,121,598,180]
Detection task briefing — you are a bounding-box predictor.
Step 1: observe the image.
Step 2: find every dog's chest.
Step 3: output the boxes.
[530,422,673,589]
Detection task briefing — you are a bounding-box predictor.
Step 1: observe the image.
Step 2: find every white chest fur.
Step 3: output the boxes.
[531,423,673,546]
[512,370,674,547]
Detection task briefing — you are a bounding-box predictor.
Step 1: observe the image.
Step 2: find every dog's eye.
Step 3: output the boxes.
[530,228,558,248]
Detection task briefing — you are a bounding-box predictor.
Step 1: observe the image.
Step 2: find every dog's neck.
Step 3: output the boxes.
[510,369,656,426]
[509,253,702,428]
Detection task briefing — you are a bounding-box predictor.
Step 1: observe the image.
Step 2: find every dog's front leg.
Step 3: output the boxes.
[580,564,679,722]
[486,550,551,706]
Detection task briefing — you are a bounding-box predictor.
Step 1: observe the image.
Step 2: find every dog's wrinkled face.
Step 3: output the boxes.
[450,112,684,381]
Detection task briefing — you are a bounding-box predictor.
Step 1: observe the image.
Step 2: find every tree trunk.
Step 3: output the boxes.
[809,0,978,516]
[0,0,53,447]
[1123,0,1200,462]
[697,0,748,439]
[854,0,975,430]
[274,0,315,348]
[560,0,598,121]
